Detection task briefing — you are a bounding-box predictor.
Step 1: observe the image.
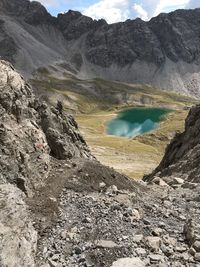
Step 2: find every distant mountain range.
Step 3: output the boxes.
[1,0,200,96]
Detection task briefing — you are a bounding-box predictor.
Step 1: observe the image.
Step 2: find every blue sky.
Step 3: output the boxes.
[38,0,200,23]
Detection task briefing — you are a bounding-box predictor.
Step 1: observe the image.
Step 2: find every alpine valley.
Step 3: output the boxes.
[0,1,200,267]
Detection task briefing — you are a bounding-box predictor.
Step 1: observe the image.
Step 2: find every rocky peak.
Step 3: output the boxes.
[0,0,53,24]
[57,10,105,40]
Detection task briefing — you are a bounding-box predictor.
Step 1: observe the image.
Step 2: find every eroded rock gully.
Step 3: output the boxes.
[0,60,200,267]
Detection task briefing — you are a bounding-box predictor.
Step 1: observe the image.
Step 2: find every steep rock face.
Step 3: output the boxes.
[0,60,50,195]
[85,18,164,68]
[85,9,200,68]
[144,104,200,184]
[149,10,200,64]
[36,102,91,160]
[57,10,98,40]
[0,60,91,196]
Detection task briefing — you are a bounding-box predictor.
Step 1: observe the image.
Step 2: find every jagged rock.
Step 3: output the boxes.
[37,103,92,160]
[0,60,50,195]
[152,177,169,187]
[144,104,200,185]
[145,236,161,252]
[95,240,118,249]
[0,60,92,195]
[1,0,200,95]
[170,177,184,185]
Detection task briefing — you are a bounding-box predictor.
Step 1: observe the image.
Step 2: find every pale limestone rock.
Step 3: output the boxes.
[0,184,37,267]
[111,257,145,267]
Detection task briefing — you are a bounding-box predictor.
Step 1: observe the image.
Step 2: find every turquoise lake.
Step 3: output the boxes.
[107,108,171,138]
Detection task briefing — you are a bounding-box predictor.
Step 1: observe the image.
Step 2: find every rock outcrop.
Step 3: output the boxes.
[1,0,200,95]
[0,60,91,196]
[144,104,200,185]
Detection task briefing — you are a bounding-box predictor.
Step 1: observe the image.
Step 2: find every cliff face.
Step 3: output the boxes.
[144,104,200,185]
[0,60,91,196]
[1,0,200,95]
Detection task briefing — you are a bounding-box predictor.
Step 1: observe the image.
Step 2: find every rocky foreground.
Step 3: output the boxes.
[0,60,200,267]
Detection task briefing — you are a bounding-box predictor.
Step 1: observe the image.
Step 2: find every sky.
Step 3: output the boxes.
[38,0,200,24]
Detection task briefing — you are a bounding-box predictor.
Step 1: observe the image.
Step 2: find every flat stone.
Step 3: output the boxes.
[95,240,118,248]
[145,236,161,251]
[132,234,144,243]
[135,248,147,256]
[111,257,145,267]
[99,182,106,189]
[175,246,187,252]
[172,177,184,185]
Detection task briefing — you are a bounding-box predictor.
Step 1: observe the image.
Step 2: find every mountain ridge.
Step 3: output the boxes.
[1,0,200,96]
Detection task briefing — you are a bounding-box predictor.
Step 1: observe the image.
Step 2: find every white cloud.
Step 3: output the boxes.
[38,0,200,22]
[133,3,148,20]
[154,0,190,16]
[38,0,57,7]
[83,0,130,24]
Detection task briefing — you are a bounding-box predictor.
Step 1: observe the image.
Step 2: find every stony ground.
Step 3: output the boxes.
[27,158,200,267]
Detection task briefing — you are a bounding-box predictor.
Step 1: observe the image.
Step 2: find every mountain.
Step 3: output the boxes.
[0,0,200,96]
